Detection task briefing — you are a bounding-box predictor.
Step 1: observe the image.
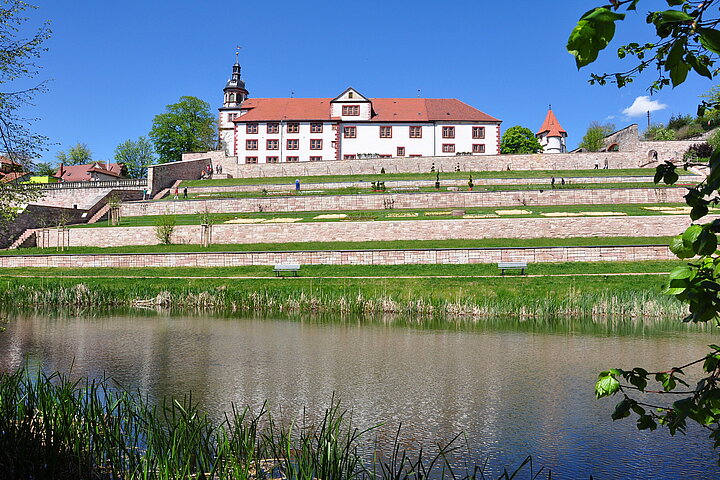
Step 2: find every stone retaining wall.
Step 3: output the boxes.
[0,244,674,268]
[32,215,702,248]
[181,149,694,179]
[186,175,698,194]
[122,187,686,217]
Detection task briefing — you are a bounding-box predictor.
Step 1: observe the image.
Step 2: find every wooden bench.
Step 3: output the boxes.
[498,262,528,275]
[274,264,301,277]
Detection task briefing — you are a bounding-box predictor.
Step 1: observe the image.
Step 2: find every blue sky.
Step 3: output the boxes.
[18,0,718,164]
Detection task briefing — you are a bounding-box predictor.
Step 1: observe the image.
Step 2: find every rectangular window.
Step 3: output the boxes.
[286,139,299,150]
[267,123,279,134]
[286,156,299,163]
[310,123,323,133]
[246,123,258,134]
[310,139,323,150]
[245,156,258,164]
[442,144,455,153]
[472,144,485,153]
[309,156,322,162]
[442,126,455,138]
[343,154,357,159]
[397,147,405,157]
[287,123,299,133]
[246,139,258,150]
[343,126,356,138]
[266,156,279,163]
[266,139,279,150]
[228,113,237,122]
[342,105,360,116]
[380,126,392,138]
[409,126,422,138]
[472,126,485,139]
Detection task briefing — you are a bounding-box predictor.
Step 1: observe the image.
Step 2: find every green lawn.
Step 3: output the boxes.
[70,203,695,229]
[0,260,683,278]
[0,236,674,256]
[166,182,688,201]
[179,168,689,188]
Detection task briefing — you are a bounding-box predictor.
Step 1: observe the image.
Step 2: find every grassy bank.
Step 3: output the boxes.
[67,203,696,229]
[180,167,670,187]
[167,182,685,201]
[0,368,558,480]
[0,236,674,256]
[0,268,685,319]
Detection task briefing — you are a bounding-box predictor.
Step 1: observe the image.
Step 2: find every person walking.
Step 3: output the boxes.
[551,177,556,188]
[174,187,179,200]
[183,187,188,199]
[295,179,300,192]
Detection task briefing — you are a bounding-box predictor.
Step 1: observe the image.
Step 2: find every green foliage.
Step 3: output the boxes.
[32,161,55,176]
[500,126,543,154]
[644,124,676,141]
[684,143,713,162]
[668,113,694,130]
[154,213,176,245]
[0,1,51,164]
[709,129,720,151]
[149,96,216,163]
[569,1,719,91]
[55,142,92,166]
[114,136,155,178]
[570,0,720,461]
[578,122,614,151]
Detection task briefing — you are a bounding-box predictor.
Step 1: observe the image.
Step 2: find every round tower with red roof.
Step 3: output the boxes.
[536,108,567,153]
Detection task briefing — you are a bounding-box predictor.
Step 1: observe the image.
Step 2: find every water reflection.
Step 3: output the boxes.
[0,309,718,479]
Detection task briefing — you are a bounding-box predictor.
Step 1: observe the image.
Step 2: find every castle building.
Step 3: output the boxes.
[218,60,502,164]
[536,108,567,154]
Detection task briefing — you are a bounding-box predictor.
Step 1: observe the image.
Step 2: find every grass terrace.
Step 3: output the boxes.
[68,204,705,228]
[179,168,687,188]
[166,182,690,201]
[0,236,675,255]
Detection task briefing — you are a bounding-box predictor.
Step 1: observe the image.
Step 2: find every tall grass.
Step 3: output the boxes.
[0,368,559,479]
[0,278,687,321]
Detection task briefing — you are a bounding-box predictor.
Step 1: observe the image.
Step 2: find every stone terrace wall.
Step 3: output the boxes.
[179,150,698,179]
[122,188,686,217]
[37,215,703,248]
[148,157,211,195]
[2,205,87,248]
[186,175,698,194]
[0,244,674,268]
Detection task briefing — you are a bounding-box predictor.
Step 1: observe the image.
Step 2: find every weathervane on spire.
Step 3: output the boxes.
[235,46,242,63]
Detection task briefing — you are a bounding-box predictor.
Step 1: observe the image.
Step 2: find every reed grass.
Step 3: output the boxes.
[0,275,687,321]
[0,368,560,479]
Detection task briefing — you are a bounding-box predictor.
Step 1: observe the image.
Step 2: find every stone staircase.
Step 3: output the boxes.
[8,228,38,249]
[87,204,110,224]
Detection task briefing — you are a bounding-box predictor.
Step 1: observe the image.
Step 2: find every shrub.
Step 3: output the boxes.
[675,124,705,140]
[154,213,176,245]
[684,143,713,162]
[644,124,676,141]
[667,113,693,130]
[709,129,720,151]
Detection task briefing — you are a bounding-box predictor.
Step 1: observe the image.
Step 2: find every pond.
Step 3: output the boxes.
[0,311,718,479]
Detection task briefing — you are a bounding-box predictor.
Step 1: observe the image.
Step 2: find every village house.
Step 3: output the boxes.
[54,162,124,182]
[218,59,502,164]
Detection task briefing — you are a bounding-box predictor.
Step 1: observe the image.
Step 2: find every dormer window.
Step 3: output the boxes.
[342,105,360,116]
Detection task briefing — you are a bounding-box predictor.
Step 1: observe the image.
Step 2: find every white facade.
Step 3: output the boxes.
[219,73,502,164]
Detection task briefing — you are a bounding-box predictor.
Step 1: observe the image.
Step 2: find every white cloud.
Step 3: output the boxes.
[622,96,667,117]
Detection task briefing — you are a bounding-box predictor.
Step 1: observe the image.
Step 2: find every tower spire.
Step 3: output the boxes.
[223,48,248,108]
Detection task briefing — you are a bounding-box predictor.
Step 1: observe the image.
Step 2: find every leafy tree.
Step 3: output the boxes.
[578,122,615,151]
[0,1,50,233]
[33,161,56,176]
[149,96,216,163]
[667,113,694,130]
[114,136,156,178]
[569,0,720,460]
[499,126,543,154]
[644,124,676,141]
[56,143,92,165]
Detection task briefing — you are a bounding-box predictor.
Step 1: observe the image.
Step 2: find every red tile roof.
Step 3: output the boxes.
[234,98,500,123]
[55,162,122,182]
[0,171,29,184]
[537,109,567,137]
